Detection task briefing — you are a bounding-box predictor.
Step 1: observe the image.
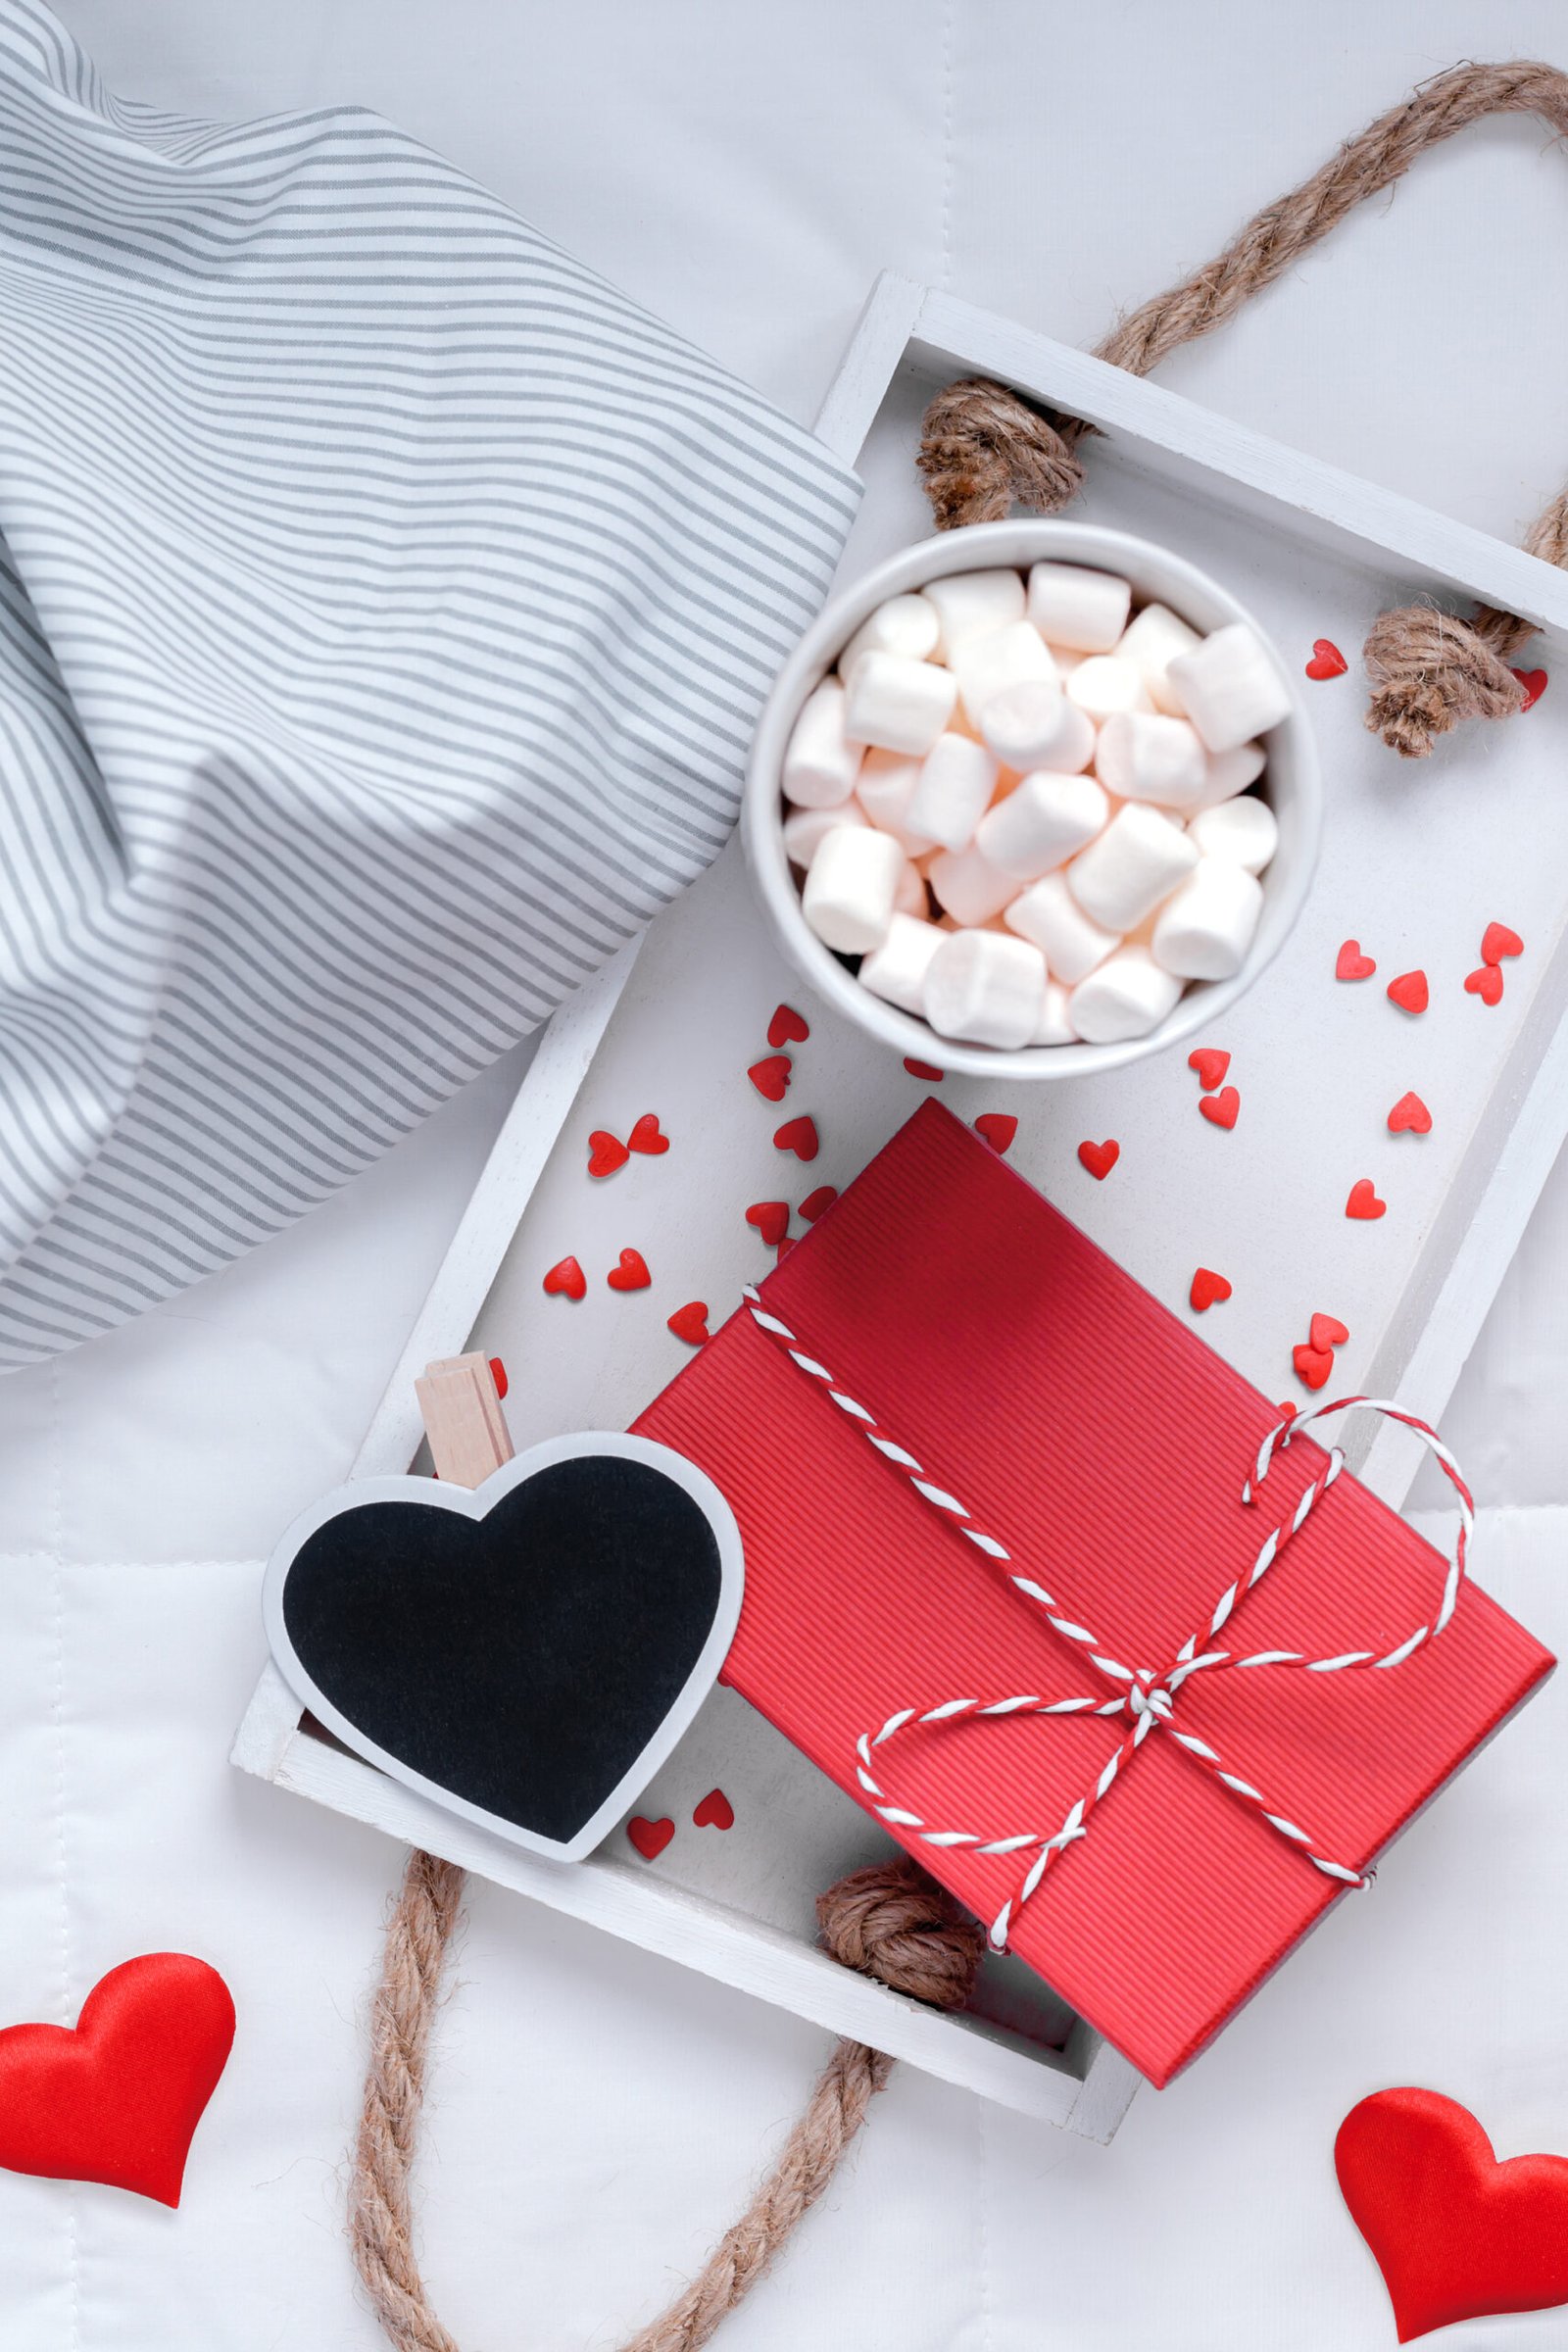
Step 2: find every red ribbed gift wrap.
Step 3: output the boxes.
[633,1101,1553,2085]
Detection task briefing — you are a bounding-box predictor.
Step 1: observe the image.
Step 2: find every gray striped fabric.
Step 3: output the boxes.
[0,1,858,1369]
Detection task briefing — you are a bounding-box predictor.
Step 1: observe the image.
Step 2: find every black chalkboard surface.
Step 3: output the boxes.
[263,1436,744,1858]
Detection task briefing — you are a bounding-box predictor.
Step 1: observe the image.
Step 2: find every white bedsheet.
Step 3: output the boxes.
[7,4,1568,2344]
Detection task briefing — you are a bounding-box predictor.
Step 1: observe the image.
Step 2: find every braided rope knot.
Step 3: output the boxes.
[742,1288,1474,1954]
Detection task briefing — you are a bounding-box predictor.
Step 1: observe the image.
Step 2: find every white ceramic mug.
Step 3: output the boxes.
[742,518,1321,1079]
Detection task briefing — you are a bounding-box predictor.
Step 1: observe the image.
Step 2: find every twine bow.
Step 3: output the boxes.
[743,1287,1474,1951]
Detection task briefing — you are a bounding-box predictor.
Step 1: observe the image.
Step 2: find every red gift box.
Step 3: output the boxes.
[635,1100,1554,2085]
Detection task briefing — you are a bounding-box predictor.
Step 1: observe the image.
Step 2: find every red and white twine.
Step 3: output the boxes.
[742,1285,1474,1952]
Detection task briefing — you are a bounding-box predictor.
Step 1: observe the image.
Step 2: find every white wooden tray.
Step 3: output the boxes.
[234,273,1568,2138]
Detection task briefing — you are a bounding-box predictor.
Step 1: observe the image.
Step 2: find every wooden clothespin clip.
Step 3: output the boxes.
[414,1352,514,1492]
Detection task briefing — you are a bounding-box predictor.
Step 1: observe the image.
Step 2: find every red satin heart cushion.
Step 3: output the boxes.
[1337,2087,1568,2341]
[0,1953,235,2207]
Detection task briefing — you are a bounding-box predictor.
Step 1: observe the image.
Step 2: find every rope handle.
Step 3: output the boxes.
[917,60,1568,759]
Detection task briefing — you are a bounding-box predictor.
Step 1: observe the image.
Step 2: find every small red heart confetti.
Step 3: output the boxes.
[607,1248,651,1292]
[692,1788,735,1831]
[1077,1138,1120,1181]
[1482,922,1524,965]
[1336,940,1377,981]
[1346,1179,1386,1221]
[1389,1090,1433,1136]
[1511,666,1548,711]
[1309,1312,1349,1351]
[627,1112,669,1155]
[1465,963,1504,1005]
[1293,1343,1334,1392]
[745,1200,790,1247]
[773,1114,819,1162]
[586,1129,630,1178]
[1187,1048,1231,1091]
[1190,1268,1232,1311]
[488,1356,509,1399]
[1386,969,1429,1016]
[666,1301,710,1346]
[974,1112,1018,1154]
[767,1004,810,1049]
[1199,1085,1240,1131]
[542,1255,587,1301]
[748,1054,793,1102]
[799,1185,838,1222]
[1304,637,1348,680]
[627,1816,674,1861]
[904,1057,945,1081]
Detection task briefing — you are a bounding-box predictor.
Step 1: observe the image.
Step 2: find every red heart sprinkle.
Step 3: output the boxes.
[974,1112,1018,1154]
[773,1114,819,1161]
[1511,666,1548,711]
[1336,940,1376,982]
[1187,1048,1231,1091]
[586,1130,630,1178]
[1309,1312,1349,1351]
[1346,1179,1386,1220]
[1482,922,1524,965]
[488,1356,509,1399]
[748,1054,793,1102]
[627,1112,669,1155]
[767,1004,810,1049]
[1293,1343,1334,1392]
[1077,1138,1120,1181]
[904,1058,945,1081]
[666,1301,710,1346]
[692,1788,735,1831]
[745,1200,790,1247]
[607,1248,651,1292]
[1304,637,1348,680]
[627,1816,674,1861]
[1389,1090,1433,1135]
[1199,1086,1240,1130]
[542,1254,587,1301]
[799,1186,838,1222]
[1386,969,1428,1015]
[1190,1267,1232,1311]
[1465,963,1504,1005]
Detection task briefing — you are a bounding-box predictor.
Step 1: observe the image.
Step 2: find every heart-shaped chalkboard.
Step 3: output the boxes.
[262,1434,743,1859]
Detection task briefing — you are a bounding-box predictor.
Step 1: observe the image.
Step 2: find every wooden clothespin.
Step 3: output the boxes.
[414,1352,513,1491]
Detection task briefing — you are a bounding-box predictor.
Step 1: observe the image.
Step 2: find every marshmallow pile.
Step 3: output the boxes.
[779,563,1291,1050]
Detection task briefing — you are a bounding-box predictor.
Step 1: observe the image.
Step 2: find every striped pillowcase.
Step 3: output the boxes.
[0,1,858,1368]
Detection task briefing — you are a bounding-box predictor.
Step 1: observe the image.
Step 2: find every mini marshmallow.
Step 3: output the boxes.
[1066,655,1152,722]
[1166,622,1291,754]
[978,680,1096,775]
[1188,739,1267,812]
[907,732,1000,853]
[1188,791,1279,874]
[1115,603,1201,715]
[1033,979,1078,1046]
[1070,946,1183,1044]
[1152,858,1264,980]
[782,678,860,808]
[895,858,930,917]
[1004,869,1119,984]
[920,567,1025,659]
[783,795,868,866]
[952,620,1056,723]
[1066,801,1199,932]
[802,823,905,954]
[923,927,1046,1049]
[837,592,942,679]
[927,842,1018,927]
[858,911,945,1014]
[843,650,957,756]
[1026,562,1131,654]
[976,768,1108,880]
[1094,711,1208,810]
[856,748,936,855]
